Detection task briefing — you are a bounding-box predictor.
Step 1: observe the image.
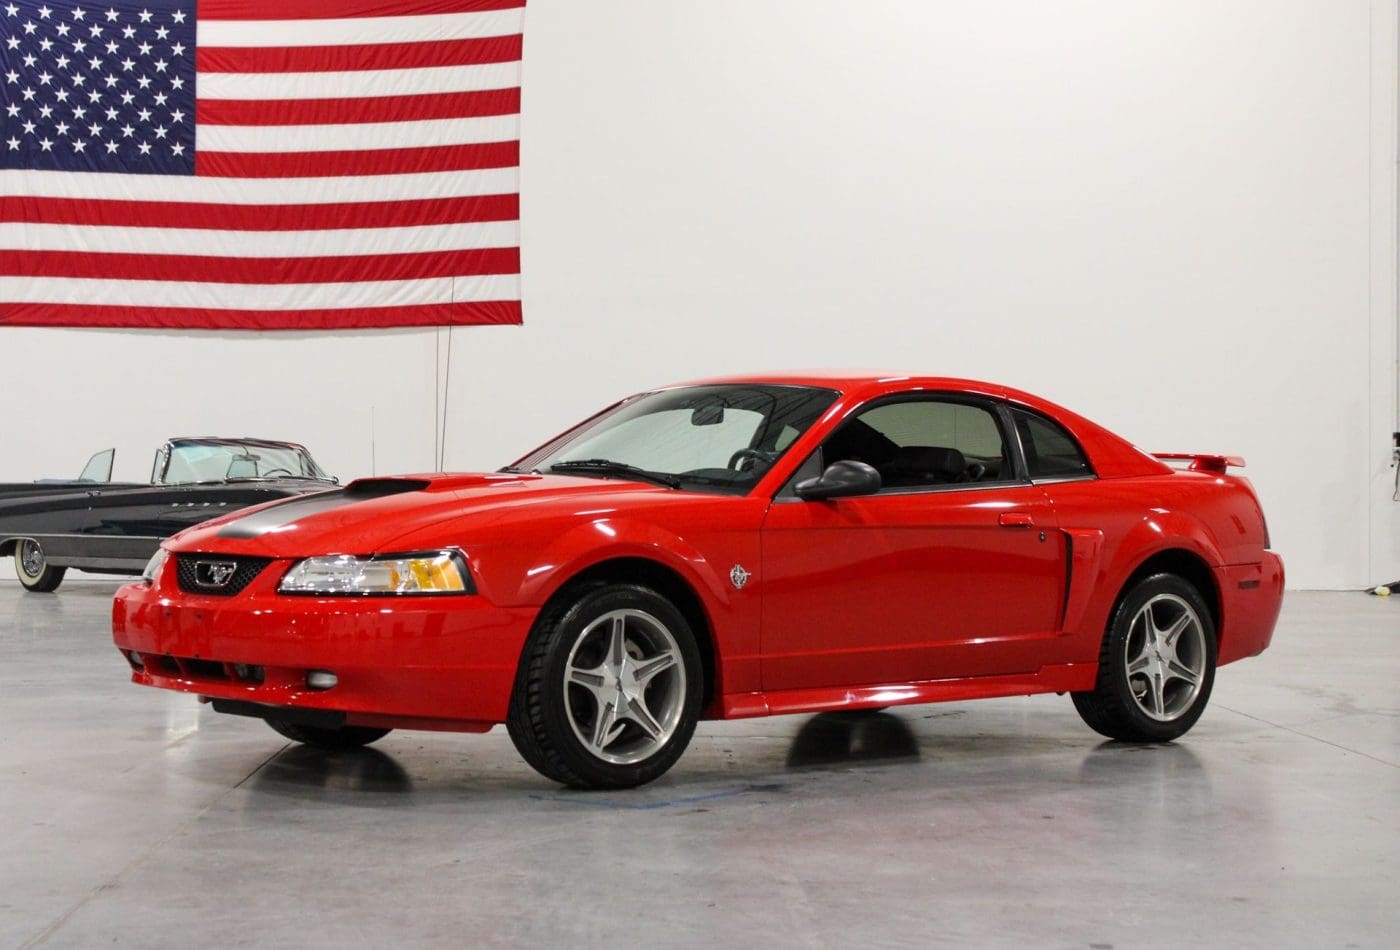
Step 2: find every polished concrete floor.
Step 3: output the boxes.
[1,582,1396,949]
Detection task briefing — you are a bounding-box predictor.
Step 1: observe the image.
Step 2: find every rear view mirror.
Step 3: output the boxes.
[795,460,882,501]
[691,405,725,426]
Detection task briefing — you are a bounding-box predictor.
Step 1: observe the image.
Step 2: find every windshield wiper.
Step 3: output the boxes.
[547,459,682,489]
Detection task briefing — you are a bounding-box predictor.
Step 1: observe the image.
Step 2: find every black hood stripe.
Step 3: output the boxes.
[216,480,427,539]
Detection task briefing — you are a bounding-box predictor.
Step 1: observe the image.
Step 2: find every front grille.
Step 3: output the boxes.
[175,554,273,596]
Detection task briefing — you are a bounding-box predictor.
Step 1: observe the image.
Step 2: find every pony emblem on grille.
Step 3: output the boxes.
[194,561,238,588]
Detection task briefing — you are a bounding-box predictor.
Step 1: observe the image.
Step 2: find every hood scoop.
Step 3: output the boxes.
[343,477,431,498]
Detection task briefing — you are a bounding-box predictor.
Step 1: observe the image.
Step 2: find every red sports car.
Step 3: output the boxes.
[112,375,1284,789]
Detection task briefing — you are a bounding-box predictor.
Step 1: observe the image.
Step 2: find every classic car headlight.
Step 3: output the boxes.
[278,550,474,596]
[141,548,169,585]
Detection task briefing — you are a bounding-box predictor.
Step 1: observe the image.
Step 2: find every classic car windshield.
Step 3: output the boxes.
[512,384,838,494]
[159,441,329,484]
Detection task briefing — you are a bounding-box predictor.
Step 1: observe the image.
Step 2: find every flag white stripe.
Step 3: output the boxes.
[199,61,520,100]
[4,221,520,257]
[0,275,521,309]
[198,9,526,49]
[197,114,520,153]
[0,168,520,203]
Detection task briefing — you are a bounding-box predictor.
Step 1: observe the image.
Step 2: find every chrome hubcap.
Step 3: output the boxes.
[564,608,685,765]
[18,539,44,579]
[1124,593,1207,721]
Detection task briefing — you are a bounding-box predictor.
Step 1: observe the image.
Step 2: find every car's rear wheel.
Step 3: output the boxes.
[266,719,391,751]
[14,539,66,593]
[507,583,703,789]
[1072,573,1217,742]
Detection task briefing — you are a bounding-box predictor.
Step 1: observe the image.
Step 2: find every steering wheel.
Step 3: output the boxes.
[959,462,987,483]
[727,449,773,473]
[263,467,294,477]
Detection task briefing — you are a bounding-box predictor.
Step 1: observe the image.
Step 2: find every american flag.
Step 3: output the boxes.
[0,0,523,330]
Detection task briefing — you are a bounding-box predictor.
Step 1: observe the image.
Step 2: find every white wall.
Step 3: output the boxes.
[1,0,1396,589]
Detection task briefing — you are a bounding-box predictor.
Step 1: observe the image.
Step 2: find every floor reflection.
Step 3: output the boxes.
[251,744,414,796]
[785,711,920,769]
[1077,739,1208,785]
[1076,740,1216,838]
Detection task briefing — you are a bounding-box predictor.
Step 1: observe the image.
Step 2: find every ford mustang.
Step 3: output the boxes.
[112,375,1284,789]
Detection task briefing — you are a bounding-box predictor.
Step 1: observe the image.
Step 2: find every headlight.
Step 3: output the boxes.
[141,548,169,585]
[278,550,474,596]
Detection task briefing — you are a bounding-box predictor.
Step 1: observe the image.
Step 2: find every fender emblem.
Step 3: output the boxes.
[729,564,751,590]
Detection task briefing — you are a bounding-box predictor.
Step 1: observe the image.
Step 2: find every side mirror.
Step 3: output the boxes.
[794,460,882,501]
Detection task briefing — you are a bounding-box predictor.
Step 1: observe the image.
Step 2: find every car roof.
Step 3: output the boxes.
[667,371,983,390]
[663,372,1023,402]
[659,373,1168,479]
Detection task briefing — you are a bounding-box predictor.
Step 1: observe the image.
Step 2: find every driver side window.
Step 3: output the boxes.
[823,398,1011,489]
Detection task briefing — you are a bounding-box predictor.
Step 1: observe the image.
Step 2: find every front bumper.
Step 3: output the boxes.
[111,558,537,731]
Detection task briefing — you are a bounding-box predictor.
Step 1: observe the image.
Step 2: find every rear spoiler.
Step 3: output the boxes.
[1152,453,1246,475]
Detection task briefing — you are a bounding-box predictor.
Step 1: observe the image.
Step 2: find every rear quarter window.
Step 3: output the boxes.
[1012,408,1093,479]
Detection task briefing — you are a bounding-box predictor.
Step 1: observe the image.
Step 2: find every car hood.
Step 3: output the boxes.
[166,472,678,557]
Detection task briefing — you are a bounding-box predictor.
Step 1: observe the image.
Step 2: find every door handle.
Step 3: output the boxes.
[998,511,1035,528]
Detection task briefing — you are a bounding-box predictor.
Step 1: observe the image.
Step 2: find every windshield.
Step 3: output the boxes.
[159,442,330,484]
[512,384,839,495]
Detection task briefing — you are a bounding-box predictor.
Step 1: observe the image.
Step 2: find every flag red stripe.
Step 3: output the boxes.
[3,248,520,284]
[198,0,526,21]
[197,88,521,126]
[1,194,519,230]
[196,141,519,177]
[198,34,522,74]
[0,301,524,330]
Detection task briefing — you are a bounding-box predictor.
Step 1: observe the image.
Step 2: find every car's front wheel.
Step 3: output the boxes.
[507,583,703,789]
[1072,573,1217,742]
[14,539,66,593]
[266,719,391,751]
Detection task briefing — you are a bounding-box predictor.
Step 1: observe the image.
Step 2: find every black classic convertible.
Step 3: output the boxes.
[1,438,337,592]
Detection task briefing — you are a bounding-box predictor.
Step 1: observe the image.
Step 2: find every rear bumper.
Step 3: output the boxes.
[111,564,537,730]
[1217,551,1285,664]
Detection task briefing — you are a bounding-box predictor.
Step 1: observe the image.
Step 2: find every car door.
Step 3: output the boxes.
[759,395,1067,692]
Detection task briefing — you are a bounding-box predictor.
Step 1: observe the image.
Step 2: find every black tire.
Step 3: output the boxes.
[507,583,703,789]
[266,718,391,751]
[1072,573,1218,742]
[14,539,66,593]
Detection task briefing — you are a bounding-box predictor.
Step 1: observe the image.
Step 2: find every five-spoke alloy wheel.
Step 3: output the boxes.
[508,583,702,789]
[1122,592,1208,721]
[14,538,66,593]
[1072,573,1217,742]
[562,608,688,765]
